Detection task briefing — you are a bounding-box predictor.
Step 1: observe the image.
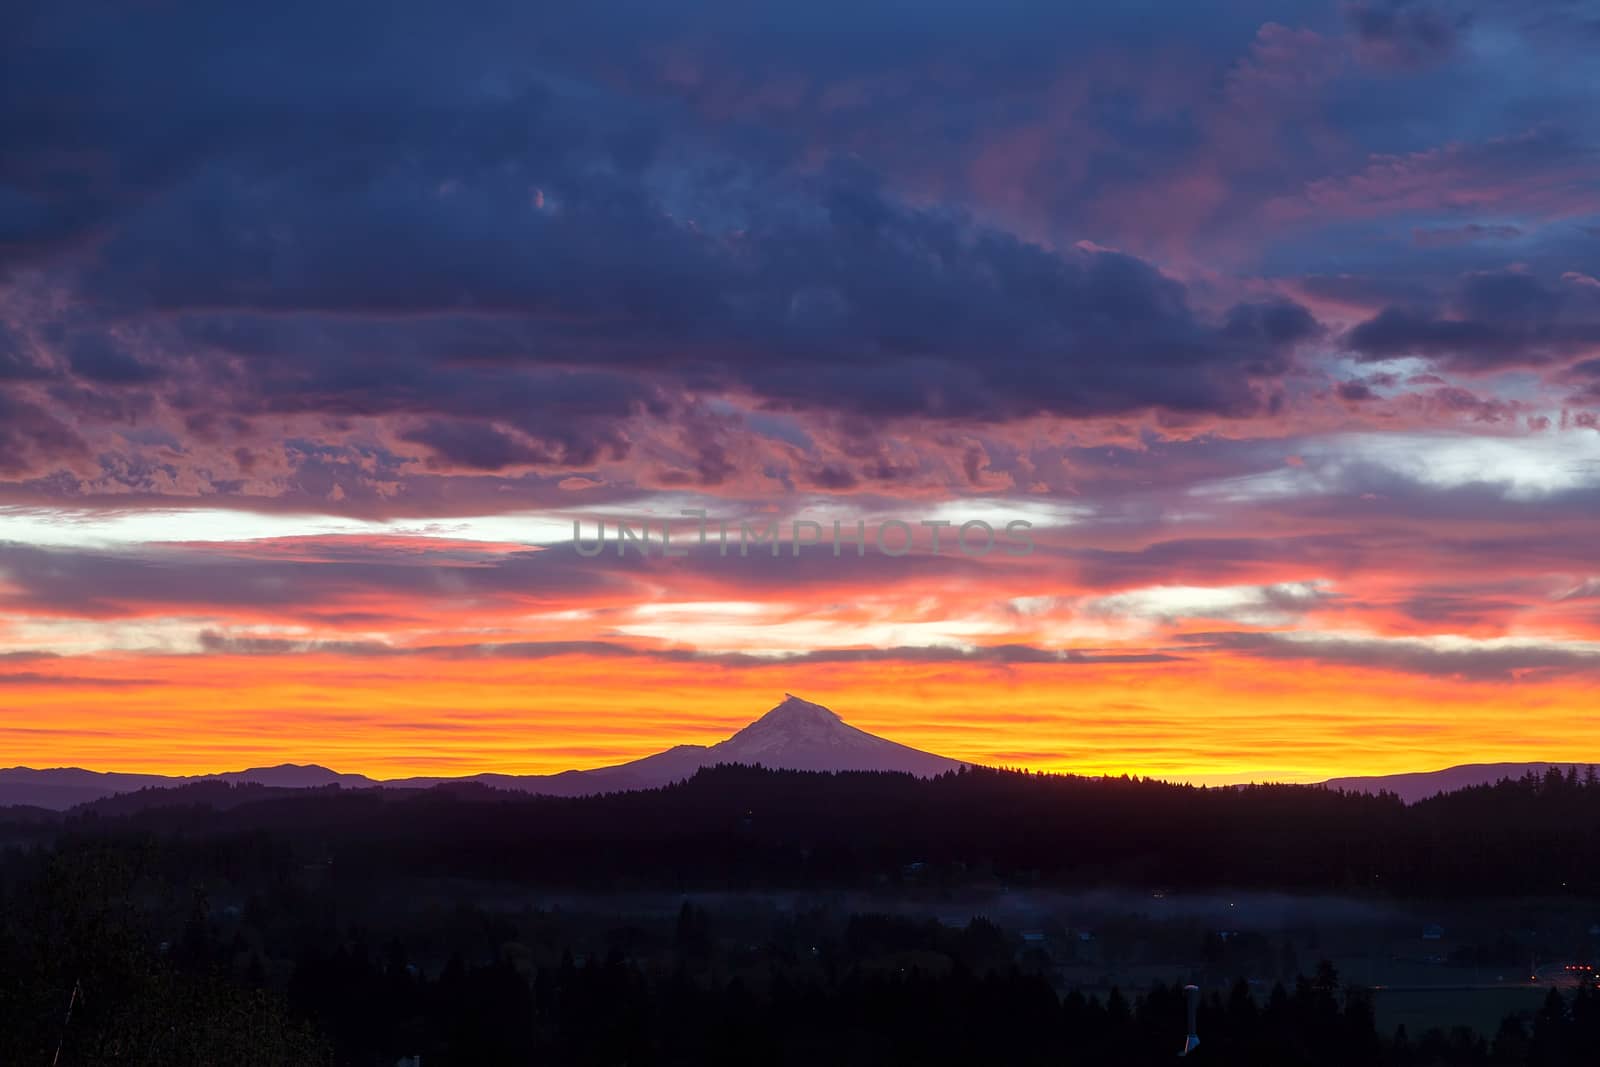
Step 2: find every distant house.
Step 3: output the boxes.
[1422,924,1445,940]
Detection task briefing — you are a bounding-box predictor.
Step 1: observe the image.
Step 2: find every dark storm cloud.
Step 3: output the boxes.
[0,394,87,475]
[0,672,161,688]
[1410,223,1521,248]
[194,630,1181,667]
[166,316,675,452]
[195,632,399,658]
[83,159,1318,425]
[1066,535,1362,591]
[1562,357,1600,404]
[1394,591,1523,628]
[1344,1,1462,68]
[1298,274,1442,311]
[399,413,635,473]
[1345,271,1600,371]
[399,421,573,473]
[1,0,1323,445]
[1180,630,1600,680]
[2,0,1596,508]
[0,322,50,381]
[64,333,161,385]
[0,535,1005,623]
[0,542,623,618]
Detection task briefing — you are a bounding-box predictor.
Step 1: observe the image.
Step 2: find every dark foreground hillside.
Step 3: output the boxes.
[4,765,1600,1064]
[11,762,1600,895]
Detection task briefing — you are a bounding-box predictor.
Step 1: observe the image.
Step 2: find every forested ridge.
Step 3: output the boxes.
[8,762,1596,895]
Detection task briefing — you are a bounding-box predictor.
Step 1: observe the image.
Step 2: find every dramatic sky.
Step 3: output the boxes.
[3,0,1599,782]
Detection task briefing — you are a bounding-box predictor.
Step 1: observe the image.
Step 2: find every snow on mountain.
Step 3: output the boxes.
[707,694,963,776]
[436,694,963,794]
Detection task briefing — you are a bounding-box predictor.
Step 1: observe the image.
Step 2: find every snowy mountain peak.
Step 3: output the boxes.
[768,694,842,723]
[706,695,964,777]
[725,695,851,748]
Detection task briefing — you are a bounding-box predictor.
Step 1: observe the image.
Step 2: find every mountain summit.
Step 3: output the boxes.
[0,695,966,809]
[709,694,963,776]
[485,694,965,795]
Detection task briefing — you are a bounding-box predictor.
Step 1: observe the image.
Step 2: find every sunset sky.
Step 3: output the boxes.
[3,0,1600,783]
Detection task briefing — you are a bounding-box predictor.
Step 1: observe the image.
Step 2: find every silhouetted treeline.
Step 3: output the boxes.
[9,763,1598,895]
[281,948,1400,1066]
[5,824,1600,1064]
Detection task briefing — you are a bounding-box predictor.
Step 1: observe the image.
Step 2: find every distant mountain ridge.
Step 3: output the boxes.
[5,699,1591,810]
[1320,762,1598,804]
[0,763,381,810]
[0,695,965,810]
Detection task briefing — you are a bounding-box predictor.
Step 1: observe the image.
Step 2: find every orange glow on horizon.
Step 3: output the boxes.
[5,651,1597,785]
